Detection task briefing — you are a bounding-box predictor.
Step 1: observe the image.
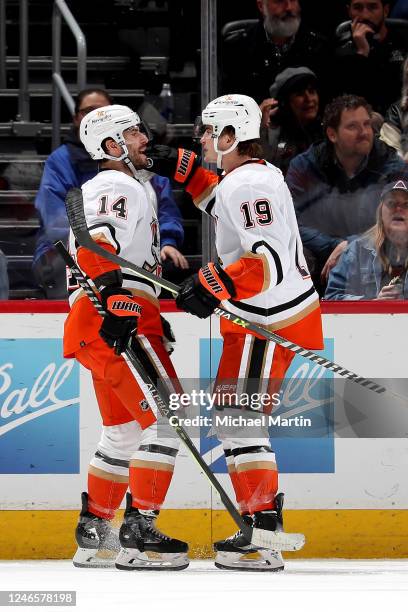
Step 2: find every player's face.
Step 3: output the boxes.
[200,125,217,162]
[327,107,374,158]
[200,125,234,162]
[348,1,388,32]
[381,191,408,237]
[123,125,149,168]
[288,85,319,124]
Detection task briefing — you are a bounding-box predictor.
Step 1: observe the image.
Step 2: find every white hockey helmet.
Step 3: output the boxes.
[201,94,261,167]
[80,104,149,161]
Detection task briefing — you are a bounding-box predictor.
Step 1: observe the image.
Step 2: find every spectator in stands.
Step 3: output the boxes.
[221,0,331,103]
[286,94,408,291]
[335,0,408,114]
[380,58,408,159]
[34,88,187,299]
[325,179,408,300]
[0,250,9,299]
[380,100,405,156]
[260,66,323,175]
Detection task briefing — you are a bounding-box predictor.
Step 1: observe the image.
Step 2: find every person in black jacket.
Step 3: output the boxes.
[335,0,408,114]
[260,66,323,175]
[379,100,404,154]
[221,0,332,104]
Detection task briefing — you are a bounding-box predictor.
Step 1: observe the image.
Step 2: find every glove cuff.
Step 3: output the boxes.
[199,263,236,301]
[105,295,142,318]
[100,286,141,318]
[174,149,198,184]
[100,285,132,305]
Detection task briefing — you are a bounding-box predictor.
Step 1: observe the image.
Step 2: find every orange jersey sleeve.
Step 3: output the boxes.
[185,166,218,208]
[76,241,120,282]
[224,253,269,300]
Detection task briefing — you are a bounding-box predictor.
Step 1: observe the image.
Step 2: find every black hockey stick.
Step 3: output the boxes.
[55,240,304,552]
[65,187,389,397]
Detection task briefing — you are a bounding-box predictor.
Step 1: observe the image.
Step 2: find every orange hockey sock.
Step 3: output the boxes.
[87,471,128,520]
[236,467,278,514]
[129,464,174,511]
[224,448,248,513]
[228,467,249,514]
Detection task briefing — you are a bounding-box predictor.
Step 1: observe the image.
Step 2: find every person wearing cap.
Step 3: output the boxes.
[259,66,323,175]
[286,94,408,294]
[325,180,408,300]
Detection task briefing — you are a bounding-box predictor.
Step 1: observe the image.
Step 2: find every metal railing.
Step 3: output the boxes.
[52,0,87,149]
[18,0,29,121]
[0,0,6,89]
[0,0,30,120]
[200,0,218,266]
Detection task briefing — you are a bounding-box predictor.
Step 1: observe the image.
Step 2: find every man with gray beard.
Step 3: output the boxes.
[221,0,333,103]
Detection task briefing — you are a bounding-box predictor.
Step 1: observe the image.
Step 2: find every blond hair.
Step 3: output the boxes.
[365,203,408,274]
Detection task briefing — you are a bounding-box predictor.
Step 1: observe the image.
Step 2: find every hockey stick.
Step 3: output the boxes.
[55,240,304,552]
[65,187,389,397]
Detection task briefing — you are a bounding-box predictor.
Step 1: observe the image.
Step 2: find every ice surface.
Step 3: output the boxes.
[1,559,407,612]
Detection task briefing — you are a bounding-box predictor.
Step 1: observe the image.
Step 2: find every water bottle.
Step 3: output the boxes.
[159,82,174,123]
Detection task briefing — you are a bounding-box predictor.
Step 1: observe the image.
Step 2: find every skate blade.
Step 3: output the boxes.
[115,548,189,571]
[251,527,305,551]
[215,550,284,572]
[73,547,116,569]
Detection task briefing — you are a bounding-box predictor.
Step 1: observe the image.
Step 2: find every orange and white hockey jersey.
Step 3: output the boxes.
[64,169,163,357]
[186,160,323,348]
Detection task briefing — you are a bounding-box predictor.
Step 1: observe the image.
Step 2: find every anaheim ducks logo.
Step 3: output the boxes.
[218,95,237,105]
[91,109,111,124]
[142,218,162,277]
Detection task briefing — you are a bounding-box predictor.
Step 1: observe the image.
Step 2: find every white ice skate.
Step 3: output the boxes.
[115,493,189,571]
[73,492,120,569]
[214,493,286,571]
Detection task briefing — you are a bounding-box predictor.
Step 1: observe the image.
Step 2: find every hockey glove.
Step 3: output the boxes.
[99,287,142,355]
[160,314,176,354]
[176,263,236,319]
[146,145,199,184]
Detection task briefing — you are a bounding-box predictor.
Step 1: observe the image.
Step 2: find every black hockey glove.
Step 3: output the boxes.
[99,287,142,355]
[160,314,176,354]
[146,145,199,184]
[176,263,236,319]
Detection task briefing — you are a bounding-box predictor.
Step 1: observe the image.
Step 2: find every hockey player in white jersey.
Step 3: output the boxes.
[64,105,188,570]
[148,94,323,571]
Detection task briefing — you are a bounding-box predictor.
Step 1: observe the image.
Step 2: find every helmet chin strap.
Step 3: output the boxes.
[214,136,239,170]
[124,156,154,182]
[111,142,151,183]
[123,155,138,177]
[103,138,153,182]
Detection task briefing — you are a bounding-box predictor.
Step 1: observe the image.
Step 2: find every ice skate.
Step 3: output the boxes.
[73,492,120,568]
[214,493,285,571]
[115,493,189,570]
